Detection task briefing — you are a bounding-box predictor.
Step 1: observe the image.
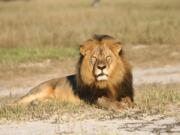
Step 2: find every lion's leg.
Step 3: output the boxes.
[52,87,81,104]
[96,96,134,111]
[14,86,54,105]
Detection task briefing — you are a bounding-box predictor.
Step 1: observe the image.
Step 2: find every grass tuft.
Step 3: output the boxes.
[0,100,86,120]
[135,84,180,114]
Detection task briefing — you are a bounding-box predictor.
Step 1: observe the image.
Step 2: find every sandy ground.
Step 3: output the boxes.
[0,115,180,135]
[134,65,180,85]
[0,64,180,135]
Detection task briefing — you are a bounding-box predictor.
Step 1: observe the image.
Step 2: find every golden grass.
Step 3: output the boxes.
[135,84,180,114]
[0,0,179,67]
[0,0,179,48]
[0,100,88,120]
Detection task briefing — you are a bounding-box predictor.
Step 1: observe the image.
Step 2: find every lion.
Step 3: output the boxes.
[14,35,134,111]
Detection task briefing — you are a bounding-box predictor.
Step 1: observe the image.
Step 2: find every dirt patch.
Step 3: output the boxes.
[134,65,180,85]
[0,114,180,135]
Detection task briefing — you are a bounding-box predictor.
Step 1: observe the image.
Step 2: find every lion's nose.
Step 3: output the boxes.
[97,64,106,70]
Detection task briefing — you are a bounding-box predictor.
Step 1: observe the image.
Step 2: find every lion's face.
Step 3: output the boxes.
[89,45,116,81]
[79,37,126,88]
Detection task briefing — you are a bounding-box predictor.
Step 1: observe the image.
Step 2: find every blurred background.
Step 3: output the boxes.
[0,0,180,94]
[0,1,180,133]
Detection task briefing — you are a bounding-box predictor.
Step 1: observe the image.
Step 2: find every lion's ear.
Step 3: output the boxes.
[80,40,94,56]
[80,45,89,56]
[111,42,123,55]
[116,42,123,56]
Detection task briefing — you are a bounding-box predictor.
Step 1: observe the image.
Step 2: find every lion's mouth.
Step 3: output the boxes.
[96,73,108,81]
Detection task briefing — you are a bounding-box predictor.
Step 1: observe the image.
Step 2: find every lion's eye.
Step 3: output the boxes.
[91,56,97,64]
[106,56,111,62]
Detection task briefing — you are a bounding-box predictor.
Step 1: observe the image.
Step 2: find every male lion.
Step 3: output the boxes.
[15,35,134,111]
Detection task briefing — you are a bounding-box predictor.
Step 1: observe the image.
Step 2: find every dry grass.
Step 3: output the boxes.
[135,84,180,114]
[0,100,88,120]
[0,0,179,47]
[0,0,179,66]
[0,84,179,121]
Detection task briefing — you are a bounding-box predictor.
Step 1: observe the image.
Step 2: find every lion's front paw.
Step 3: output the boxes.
[121,97,135,108]
[96,97,134,111]
[97,97,107,106]
[96,97,122,111]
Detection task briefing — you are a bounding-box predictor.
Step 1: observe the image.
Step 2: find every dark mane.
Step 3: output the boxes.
[93,34,114,42]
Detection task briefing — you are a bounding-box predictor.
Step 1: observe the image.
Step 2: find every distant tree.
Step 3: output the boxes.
[92,0,101,7]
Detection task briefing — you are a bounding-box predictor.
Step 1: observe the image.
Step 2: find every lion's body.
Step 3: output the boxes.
[15,35,134,111]
[16,75,80,104]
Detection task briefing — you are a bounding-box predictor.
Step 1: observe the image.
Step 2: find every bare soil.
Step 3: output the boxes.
[0,115,180,135]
